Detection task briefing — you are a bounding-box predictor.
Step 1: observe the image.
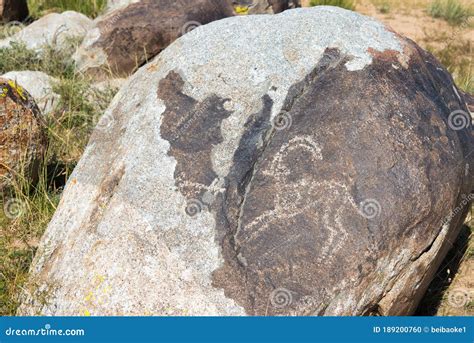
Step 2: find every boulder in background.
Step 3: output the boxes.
[2,71,60,117]
[0,11,94,54]
[0,77,45,191]
[0,0,28,22]
[73,0,234,79]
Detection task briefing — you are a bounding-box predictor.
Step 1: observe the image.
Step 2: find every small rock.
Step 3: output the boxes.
[0,77,45,191]
[0,0,28,22]
[0,11,94,54]
[2,71,60,117]
[103,0,140,14]
[73,0,234,79]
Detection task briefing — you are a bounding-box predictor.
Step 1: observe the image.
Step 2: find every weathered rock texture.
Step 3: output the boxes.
[2,71,59,117]
[73,0,235,79]
[0,0,28,22]
[0,78,45,191]
[233,0,299,14]
[0,11,93,53]
[19,7,473,316]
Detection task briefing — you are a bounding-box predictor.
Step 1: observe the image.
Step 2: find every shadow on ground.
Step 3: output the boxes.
[416,225,471,315]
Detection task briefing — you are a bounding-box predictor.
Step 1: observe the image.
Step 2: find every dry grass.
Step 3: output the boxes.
[371,0,392,13]
[27,0,107,19]
[428,0,473,25]
[356,1,473,94]
[0,41,117,315]
[418,17,473,92]
[309,0,355,10]
[417,207,474,316]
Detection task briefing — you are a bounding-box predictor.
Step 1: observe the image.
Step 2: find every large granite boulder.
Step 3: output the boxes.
[0,78,45,191]
[73,0,234,79]
[2,71,59,117]
[0,11,93,53]
[19,7,473,316]
[0,0,28,22]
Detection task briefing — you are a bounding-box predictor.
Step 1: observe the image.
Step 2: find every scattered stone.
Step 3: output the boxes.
[73,0,234,79]
[19,7,473,316]
[0,77,45,191]
[2,71,60,117]
[0,11,94,54]
[0,0,28,22]
[104,0,140,14]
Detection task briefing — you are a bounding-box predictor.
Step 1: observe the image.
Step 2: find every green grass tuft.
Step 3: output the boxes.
[372,0,391,13]
[27,0,107,19]
[309,0,355,11]
[428,0,473,25]
[0,42,78,78]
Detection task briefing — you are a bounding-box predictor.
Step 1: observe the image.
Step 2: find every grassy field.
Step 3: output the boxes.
[27,0,107,19]
[428,0,473,25]
[0,0,473,316]
[309,0,355,10]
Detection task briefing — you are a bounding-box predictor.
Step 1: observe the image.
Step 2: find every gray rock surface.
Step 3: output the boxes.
[103,0,140,13]
[19,6,473,316]
[2,71,59,116]
[0,11,93,53]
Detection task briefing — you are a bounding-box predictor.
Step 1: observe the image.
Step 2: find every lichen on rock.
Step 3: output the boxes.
[0,77,45,191]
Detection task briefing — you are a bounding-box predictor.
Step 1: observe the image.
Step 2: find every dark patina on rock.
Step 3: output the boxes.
[159,71,234,200]
[0,0,28,22]
[161,43,473,315]
[18,7,473,316]
[74,0,234,78]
